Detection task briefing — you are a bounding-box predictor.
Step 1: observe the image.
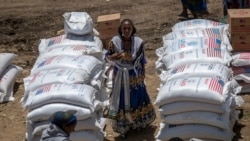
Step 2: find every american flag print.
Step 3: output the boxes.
[48,35,65,46]
[239,53,250,59]
[38,56,57,67]
[30,72,41,83]
[210,21,221,26]
[205,48,222,58]
[176,65,186,72]
[204,38,221,48]
[204,28,220,38]
[208,78,223,94]
[35,84,52,95]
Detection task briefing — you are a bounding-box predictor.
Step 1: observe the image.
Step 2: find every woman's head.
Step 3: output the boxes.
[51,110,77,135]
[118,19,136,39]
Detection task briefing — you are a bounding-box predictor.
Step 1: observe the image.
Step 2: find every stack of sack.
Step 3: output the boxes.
[231,52,250,93]
[0,53,23,103]
[21,12,107,141]
[154,19,244,141]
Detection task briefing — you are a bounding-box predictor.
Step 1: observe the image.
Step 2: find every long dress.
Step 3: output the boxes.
[181,0,208,13]
[106,35,156,135]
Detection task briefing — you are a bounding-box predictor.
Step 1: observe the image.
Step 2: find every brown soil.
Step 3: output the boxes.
[0,0,249,141]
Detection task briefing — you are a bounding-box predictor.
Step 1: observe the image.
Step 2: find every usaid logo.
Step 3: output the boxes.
[187,41,198,46]
[192,20,202,25]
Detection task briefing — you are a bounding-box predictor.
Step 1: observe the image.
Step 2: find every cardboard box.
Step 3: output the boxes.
[231,42,250,51]
[98,27,117,39]
[97,13,121,30]
[228,9,250,33]
[228,9,250,25]
[231,33,250,44]
[230,25,250,33]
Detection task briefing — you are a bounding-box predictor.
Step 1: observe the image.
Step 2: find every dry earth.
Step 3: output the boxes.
[0,0,249,141]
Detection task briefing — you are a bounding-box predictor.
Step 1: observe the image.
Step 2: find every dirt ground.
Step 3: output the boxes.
[0,0,249,141]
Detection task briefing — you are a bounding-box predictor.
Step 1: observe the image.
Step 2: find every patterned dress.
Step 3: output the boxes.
[106,35,156,135]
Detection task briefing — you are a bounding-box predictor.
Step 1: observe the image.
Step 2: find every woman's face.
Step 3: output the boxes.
[121,20,133,38]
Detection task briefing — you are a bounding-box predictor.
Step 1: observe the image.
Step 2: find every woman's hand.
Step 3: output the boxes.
[109,52,123,61]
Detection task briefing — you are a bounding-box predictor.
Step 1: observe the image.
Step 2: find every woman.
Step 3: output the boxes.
[40,110,77,141]
[179,0,209,18]
[105,19,156,138]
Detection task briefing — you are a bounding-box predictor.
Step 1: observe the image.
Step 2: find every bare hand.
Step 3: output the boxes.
[109,52,123,61]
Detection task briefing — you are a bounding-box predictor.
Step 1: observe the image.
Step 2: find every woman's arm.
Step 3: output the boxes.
[105,41,122,61]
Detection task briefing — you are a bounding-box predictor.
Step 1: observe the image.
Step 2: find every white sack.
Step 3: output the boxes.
[0,65,23,103]
[38,36,103,59]
[162,111,230,130]
[155,77,231,106]
[155,48,232,70]
[63,12,93,35]
[0,53,17,75]
[159,63,232,83]
[172,19,227,31]
[29,130,104,141]
[160,37,231,54]
[23,83,98,110]
[24,68,101,93]
[155,123,233,141]
[159,101,229,115]
[31,55,103,75]
[38,34,102,53]
[27,103,93,122]
[231,52,250,66]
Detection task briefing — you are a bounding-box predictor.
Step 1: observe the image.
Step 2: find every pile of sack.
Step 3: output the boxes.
[231,52,250,93]
[21,12,107,141]
[154,19,244,141]
[0,53,23,103]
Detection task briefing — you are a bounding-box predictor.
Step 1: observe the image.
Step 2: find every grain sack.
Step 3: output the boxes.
[31,55,103,75]
[23,83,98,110]
[162,111,231,130]
[0,53,17,75]
[26,103,93,122]
[163,28,230,47]
[159,63,232,83]
[231,52,250,66]
[155,77,233,106]
[155,123,233,141]
[38,35,103,58]
[63,12,93,35]
[171,19,227,31]
[29,130,104,141]
[0,65,23,103]
[38,33,102,53]
[38,44,103,61]
[155,48,232,70]
[159,100,230,115]
[38,34,66,51]
[24,68,101,93]
[160,37,231,55]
